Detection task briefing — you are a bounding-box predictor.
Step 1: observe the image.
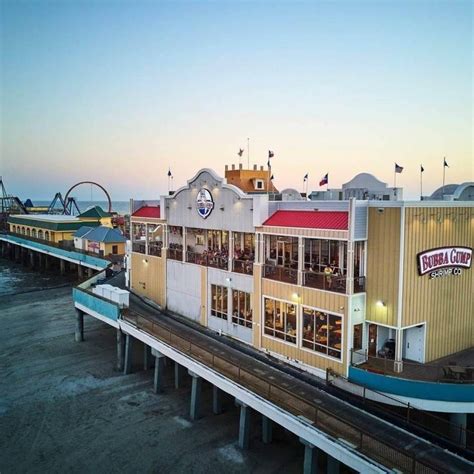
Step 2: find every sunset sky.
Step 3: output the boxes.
[1,0,472,201]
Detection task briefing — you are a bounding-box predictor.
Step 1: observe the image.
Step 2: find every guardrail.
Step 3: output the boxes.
[351,349,474,384]
[122,309,442,473]
[263,264,298,284]
[327,369,473,450]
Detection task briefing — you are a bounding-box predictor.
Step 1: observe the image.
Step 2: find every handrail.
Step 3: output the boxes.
[122,308,445,473]
[263,264,298,284]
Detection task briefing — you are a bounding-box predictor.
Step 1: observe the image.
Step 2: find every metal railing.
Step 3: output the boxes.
[167,247,183,261]
[351,349,474,384]
[327,369,474,450]
[263,264,298,284]
[132,242,146,254]
[186,251,229,270]
[122,309,442,473]
[232,258,254,275]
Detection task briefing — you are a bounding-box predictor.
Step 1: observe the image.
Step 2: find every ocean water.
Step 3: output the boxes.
[32,200,130,216]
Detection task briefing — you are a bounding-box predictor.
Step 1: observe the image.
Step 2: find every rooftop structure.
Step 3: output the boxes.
[224,163,278,194]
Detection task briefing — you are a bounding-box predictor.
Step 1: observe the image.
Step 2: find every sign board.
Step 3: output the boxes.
[417,246,472,277]
[196,188,214,219]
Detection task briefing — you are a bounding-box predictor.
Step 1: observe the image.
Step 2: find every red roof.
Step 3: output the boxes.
[132,206,161,219]
[263,210,348,230]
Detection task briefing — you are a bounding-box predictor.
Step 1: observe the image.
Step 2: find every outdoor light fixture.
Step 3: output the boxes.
[143,259,148,264]
[376,300,386,307]
[225,277,232,284]
[292,292,300,300]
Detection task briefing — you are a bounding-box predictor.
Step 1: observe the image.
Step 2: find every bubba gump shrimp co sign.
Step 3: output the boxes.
[417,246,472,278]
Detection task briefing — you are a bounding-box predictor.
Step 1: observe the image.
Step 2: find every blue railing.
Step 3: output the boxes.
[348,366,474,402]
[73,287,120,322]
[0,234,109,269]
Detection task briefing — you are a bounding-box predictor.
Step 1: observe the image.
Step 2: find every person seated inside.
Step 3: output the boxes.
[324,263,333,288]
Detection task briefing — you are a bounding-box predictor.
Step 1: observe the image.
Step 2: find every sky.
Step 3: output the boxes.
[1,0,472,201]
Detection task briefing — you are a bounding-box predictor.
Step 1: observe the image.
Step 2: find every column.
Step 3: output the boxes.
[174,361,184,389]
[394,329,403,373]
[182,226,186,262]
[44,255,50,271]
[60,259,66,275]
[29,250,35,268]
[262,415,273,444]
[124,334,133,375]
[236,400,251,449]
[327,455,340,474]
[14,245,20,262]
[228,231,234,271]
[297,236,304,286]
[152,349,166,394]
[78,264,84,279]
[116,329,125,371]
[188,370,202,421]
[299,438,319,474]
[143,344,153,370]
[450,413,467,448]
[87,268,93,277]
[212,386,223,415]
[75,308,84,342]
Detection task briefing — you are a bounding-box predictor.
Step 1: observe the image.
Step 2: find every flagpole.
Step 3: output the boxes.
[247,138,250,169]
[420,166,423,201]
[442,157,446,198]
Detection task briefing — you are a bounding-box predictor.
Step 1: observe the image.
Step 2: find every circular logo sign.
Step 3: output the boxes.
[196,188,214,219]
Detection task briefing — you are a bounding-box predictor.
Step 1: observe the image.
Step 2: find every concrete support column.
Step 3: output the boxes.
[87,268,93,277]
[212,386,223,415]
[143,344,153,370]
[262,415,273,444]
[123,334,133,375]
[14,245,20,262]
[78,264,84,279]
[75,309,84,342]
[188,370,202,421]
[236,400,251,449]
[299,438,319,474]
[29,250,35,268]
[44,255,50,270]
[327,455,340,474]
[116,329,125,371]
[450,413,467,447]
[152,349,166,394]
[174,362,184,389]
[60,259,66,275]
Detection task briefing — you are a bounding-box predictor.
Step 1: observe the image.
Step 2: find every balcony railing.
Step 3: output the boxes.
[167,247,183,261]
[148,242,162,257]
[132,242,146,254]
[354,276,366,293]
[232,258,254,275]
[263,264,298,284]
[303,271,346,293]
[186,251,228,270]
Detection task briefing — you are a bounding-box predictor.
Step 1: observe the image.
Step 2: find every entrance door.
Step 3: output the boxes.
[404,326,425,362]
[368,324,378,357]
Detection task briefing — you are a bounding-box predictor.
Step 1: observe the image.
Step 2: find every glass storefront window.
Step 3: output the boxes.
[232,290,252,328]
[211,284,227,320]
[301,307,342,360]
[263,298,297,345]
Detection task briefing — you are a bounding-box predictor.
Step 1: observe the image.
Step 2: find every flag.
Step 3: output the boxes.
[238,148,244,157]
[395,163,404,173]
[420,165,424,173]
[270,174,274,181]
[319,173,328,186]
[268,150,274,158]
[444,158,449,168]
[167,168,172,178]
[303,173,308,181]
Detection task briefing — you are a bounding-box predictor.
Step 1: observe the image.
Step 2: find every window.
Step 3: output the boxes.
[264,298,297,344]
[255,180,264,190]
[112,245,118,254]
[353,324,363,351]
[301,307,342,359]
[232,290,252,328]
[44,231,50,241]
[211,284,227,320]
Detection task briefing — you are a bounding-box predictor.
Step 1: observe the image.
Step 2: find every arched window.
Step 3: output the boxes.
[32,229,37,238]
[22,227,26,235]
[27,228,31,236]
[44,231,50,241]
[11,225,16,233]
[38,230,44,240]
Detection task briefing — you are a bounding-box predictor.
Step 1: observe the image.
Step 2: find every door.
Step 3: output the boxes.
[368,324,378,357]
[404,326,424,362]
